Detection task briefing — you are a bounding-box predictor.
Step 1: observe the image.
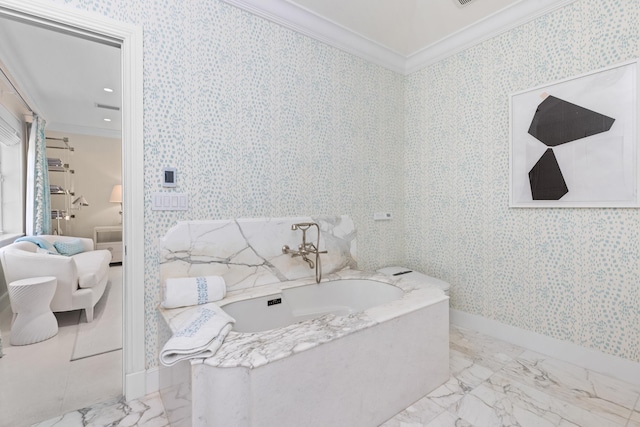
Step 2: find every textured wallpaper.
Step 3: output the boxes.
[49,0,406,368]
[47,0,640,370]
[405,0,640,362]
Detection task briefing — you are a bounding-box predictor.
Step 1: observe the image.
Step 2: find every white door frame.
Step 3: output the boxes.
[0,0,146,400]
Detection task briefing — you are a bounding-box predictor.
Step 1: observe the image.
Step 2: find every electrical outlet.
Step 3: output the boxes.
[373,212,392,221]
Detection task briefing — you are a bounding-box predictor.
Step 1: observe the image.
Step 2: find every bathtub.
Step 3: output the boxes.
[224,279,405,333]
[159,269,449,427]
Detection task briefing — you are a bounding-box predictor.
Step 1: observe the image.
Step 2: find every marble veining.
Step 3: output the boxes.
[33,392,169,427]
[499,350,640,426]
[158,215,449,426]
[36,326,640,426]
[382,327,640,427]
[160,215,357,294]
[159,268,446,369]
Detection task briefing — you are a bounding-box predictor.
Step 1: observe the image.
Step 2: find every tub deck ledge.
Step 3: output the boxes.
[158,268,448,369]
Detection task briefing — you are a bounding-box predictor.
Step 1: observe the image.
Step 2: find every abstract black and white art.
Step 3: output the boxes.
[510,60,639,207]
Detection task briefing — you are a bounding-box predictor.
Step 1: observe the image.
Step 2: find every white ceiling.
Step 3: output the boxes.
[0,15,121,138]
[285,0,518,56]
[0,0,574,137]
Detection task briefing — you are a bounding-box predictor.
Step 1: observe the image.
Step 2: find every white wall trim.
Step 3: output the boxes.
[0,0,146,401]
[451,309,640,386]
[146,367,160,394]
[405,0,578,74]
[220,0,578,75]
[46,122,122,140]
[126,369,148,400]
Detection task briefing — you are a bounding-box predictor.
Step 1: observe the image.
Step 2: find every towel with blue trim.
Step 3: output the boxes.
[162,276,226,308]
[160,303,235,366]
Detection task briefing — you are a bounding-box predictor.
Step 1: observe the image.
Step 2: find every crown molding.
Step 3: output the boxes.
[405,0,579,74]
[220,0,407,74]
[221,0,578,76]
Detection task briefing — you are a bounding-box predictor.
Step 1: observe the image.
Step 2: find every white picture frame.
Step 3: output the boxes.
[510,59,639,208]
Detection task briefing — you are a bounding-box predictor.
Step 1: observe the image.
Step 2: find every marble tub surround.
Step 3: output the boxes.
[160,215,357,294]
[159,269,450,426]
[159,268,447,369]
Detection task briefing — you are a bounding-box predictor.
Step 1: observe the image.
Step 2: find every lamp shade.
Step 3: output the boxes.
[109,184,122,203]
[72,196,89,207]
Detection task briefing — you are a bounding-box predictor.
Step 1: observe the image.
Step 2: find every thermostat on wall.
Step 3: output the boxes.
[162,167,177,187]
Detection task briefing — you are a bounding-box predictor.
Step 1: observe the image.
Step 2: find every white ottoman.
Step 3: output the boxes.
[9,276,58,345]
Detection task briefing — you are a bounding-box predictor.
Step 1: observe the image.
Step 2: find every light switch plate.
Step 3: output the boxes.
[152,192,188,210]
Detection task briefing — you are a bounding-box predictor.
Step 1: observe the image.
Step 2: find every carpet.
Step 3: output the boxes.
[70,266,123,361]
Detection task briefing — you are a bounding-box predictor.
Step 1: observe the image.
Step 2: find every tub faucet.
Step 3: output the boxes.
[282,222,327,283]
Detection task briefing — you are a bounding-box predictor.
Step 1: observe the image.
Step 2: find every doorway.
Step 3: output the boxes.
[0,0,144,424]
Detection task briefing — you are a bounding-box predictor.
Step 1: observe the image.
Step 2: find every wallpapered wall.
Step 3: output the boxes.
[48,0,406,368]
[405,0,639,363]
[49,0,640,369]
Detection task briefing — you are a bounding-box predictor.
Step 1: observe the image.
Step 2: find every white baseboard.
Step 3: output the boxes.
[146,367,160,394]
[117,368,161,402]
[450,309,640,386]
[125,369,147,401]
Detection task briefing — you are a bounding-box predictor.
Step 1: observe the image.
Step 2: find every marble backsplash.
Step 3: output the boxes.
[159,215,357,293]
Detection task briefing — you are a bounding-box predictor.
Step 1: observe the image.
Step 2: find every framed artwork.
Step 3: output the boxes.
[510,59,639,207]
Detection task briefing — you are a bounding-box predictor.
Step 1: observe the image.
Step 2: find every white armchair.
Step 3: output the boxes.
[0,235,112,322]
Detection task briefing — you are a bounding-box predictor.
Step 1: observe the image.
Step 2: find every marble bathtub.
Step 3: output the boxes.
[159,269,450,427]
[223,278,405,333]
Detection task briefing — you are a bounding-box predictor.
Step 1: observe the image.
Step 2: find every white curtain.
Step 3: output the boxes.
[25,115,51,235]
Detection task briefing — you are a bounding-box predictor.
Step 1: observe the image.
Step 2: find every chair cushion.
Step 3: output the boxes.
[73,250,111,289]
[15,236,59,254]
[54,238,85,256]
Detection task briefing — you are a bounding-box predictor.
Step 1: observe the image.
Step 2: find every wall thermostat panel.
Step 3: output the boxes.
[162,167,177,187]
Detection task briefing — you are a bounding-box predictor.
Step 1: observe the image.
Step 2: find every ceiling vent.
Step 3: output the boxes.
[95,103,120,111]
[453,0,477,6]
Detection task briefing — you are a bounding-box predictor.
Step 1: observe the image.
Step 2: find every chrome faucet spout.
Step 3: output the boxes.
[301,255,315,268]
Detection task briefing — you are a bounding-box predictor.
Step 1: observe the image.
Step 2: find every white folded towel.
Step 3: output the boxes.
[160,304,235,366]
[162,276,226,309]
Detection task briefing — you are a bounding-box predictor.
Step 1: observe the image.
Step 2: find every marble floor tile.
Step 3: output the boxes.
[476,372,624,427]
[627,396,640,427]
[500,350,640,426]
[426,349,496,409]
[26,325,640,427]
[33,393,169,427]
[384,326,639,427]
[448,391,509,427]
[423,409,473,427]
[449,326,525,372]
[423,328,523,411]
[380,395,447,426]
